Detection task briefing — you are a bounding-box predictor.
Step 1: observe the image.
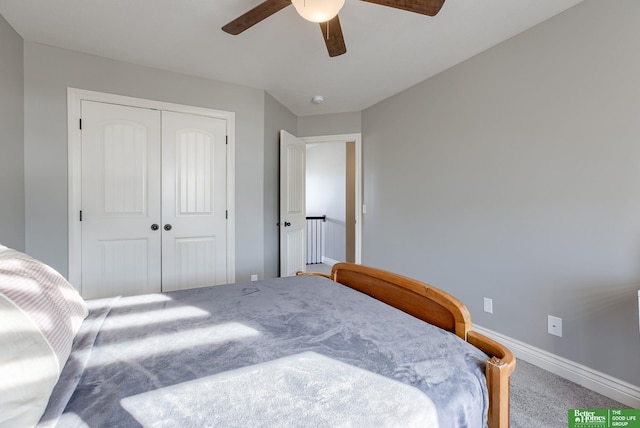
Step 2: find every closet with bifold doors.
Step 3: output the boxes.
[80,100,228,299]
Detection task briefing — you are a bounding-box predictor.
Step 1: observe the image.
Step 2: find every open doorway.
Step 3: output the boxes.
[302,134,361,273]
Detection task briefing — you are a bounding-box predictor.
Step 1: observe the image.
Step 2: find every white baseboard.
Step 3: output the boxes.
[474,325,640,408]
[322,257,340,267]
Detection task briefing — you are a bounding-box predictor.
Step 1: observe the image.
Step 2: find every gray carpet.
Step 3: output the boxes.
[306,263,332,275]
[510,359,629,427]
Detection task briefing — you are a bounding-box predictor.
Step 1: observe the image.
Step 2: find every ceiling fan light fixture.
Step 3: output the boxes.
[291,0,345,23]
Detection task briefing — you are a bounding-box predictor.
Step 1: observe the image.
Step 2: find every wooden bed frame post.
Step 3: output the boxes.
[486,356,511,427]
[467,330,515,428]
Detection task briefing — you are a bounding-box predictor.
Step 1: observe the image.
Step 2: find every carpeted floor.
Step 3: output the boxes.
[306,263,332,275]
[510,359,629,427]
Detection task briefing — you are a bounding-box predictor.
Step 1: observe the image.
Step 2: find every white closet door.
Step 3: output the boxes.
[81,101,162,299]
[161,111,228,292]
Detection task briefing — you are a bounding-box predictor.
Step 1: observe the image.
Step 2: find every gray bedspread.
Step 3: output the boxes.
[39,275,489,428]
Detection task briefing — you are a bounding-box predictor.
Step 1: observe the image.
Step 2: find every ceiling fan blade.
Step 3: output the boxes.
[360,0,446,16]
[222,0,291,35]
[320,15,346,57]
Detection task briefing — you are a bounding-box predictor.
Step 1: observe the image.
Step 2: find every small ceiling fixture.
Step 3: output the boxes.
[312,95,325,104]
[291,0,345,23]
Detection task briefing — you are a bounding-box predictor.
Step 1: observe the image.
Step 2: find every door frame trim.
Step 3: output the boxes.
[67,88,236,291]
[300,133,362,264]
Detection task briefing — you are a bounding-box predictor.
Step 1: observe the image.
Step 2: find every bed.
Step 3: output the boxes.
[0,246,515,428]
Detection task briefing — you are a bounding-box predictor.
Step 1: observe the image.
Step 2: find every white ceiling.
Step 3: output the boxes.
[0,0,584,116]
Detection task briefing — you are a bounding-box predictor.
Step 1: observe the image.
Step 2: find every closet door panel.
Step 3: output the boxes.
[161,111,228,292]
[81,101,162,299]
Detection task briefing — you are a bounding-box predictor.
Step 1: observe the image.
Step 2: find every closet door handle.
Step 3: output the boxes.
[151,224,159,231]
[164,224,172,231]
[284,222,291,227]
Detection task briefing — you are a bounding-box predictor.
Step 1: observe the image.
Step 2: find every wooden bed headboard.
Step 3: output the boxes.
[330,262,472,340]
[301,263,516,428]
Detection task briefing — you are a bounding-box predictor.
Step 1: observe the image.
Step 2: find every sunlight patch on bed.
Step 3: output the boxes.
[112,293,173,306]
[86,293,174,311]
[54,412,91,428]
[86,292,174,311]
[97,306,211,331]
[86,322,260,367]
[120,352,439,427]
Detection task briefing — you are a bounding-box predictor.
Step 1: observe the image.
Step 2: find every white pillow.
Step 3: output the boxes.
[0,248,88,427]
[0,249,87,368]
[0,294,60,428]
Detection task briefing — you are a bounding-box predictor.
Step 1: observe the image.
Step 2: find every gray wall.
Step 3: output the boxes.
[263,92,297,279]
[362,0,640,385]
[0,14,24,250]
[23,41,266,282]
[306,142,346,262]
[298,112,361,138]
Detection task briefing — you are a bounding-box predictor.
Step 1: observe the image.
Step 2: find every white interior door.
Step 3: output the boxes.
[80,101,229,298]
[81,101,162,299]
[161,111,228,292]
[280,130,306,276]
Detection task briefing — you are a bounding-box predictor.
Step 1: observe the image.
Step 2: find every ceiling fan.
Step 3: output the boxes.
[222,0,446,57]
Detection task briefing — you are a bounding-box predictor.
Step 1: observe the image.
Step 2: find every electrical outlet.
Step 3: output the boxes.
[250,274,258,282]
[483,297,493,314]
[548,315,562,337]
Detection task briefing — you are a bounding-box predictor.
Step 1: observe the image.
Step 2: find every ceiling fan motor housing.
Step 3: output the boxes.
[291,0,346,23]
